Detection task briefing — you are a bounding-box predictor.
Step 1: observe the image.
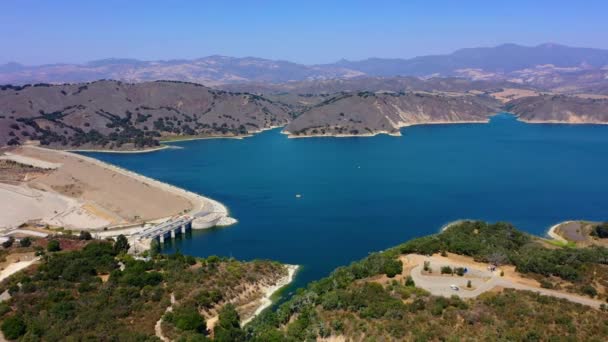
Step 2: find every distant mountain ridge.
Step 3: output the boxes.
[2,43,608,87]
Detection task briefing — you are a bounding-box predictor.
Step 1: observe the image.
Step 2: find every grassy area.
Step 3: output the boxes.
[546,239,577,248]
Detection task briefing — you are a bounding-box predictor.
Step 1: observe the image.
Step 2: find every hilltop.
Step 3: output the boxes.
[2,44,608,94]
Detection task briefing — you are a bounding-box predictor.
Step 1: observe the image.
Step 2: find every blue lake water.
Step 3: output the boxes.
[84,114,608,293]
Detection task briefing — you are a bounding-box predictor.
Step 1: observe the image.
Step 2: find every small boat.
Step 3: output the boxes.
[295,194,302,198]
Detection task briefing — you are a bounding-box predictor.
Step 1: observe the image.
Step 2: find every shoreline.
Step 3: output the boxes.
[517,119,608,126]
[66,145,171,154]
[283,119,490,139]
[242,264,299,326]
[547,221,571,242]
[24,145,237,229]
[440,219,474,232]
[23,118,608,153]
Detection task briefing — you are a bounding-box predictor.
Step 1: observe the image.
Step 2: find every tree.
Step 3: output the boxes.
[384,259,402,278]
[1,315,27,340]
[487,252,508,266]
[19,237,32,247]
[170,305,206,333]
[467,280,472,288]
[592,223,608,238]
[79,231,92,240]
[214,304,245,342]
[440,266,453,275]
[405,276,415,287]
[2,237,15,249]
[47,239,61,252]
[149,239,161,258]
[114,235,130,254]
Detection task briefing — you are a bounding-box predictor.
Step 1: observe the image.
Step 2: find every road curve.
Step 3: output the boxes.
[406,254,604,309]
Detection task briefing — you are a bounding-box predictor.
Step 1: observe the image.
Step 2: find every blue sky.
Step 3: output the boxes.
[1,0,607,65]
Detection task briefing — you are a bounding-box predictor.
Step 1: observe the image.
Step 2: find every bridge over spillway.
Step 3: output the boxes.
[135,216,194,243]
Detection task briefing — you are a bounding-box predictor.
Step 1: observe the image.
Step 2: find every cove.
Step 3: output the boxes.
[83,114,608,293]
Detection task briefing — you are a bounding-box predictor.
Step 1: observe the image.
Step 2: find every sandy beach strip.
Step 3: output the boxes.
[241,264,299,325]
[547,221,571,242]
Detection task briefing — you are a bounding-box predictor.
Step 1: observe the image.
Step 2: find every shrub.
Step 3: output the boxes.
[384,259,402,278]
[19,237,32,247]
[2,237,15,249]
[168,305,206,333]
[405,276,415,287]
[47,239,61,252]
[214,304,245,342]
[1,316,27,340]
[467,280,472,288]
[440,266,453,274]
[114,235,130,254]
[79,231,92,240]
[539,279,554,289]
[592,223,608,238]
[581,285,597,298]
[454,267,466,276]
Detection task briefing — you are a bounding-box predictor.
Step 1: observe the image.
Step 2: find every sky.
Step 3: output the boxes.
[1,0,607,65]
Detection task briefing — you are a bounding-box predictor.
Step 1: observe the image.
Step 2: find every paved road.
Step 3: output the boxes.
[406,254,604,309]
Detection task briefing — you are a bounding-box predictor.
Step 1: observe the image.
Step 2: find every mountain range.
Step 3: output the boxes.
[2,44,608,91]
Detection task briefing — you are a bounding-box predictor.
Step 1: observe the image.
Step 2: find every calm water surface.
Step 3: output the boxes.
[84,114,608,293]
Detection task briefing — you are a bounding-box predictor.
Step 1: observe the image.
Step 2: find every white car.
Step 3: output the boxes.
[450,284,459,291]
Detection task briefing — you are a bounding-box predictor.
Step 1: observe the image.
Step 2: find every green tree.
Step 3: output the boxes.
[214,304,245,342]
[114,235,130,254]
[1,316,27,340]
[149,239,161,257]
[2,237,15,249]
[47,240,61,252]
[79,231,92,240]
[19,237,32,247]
[592,223,608,238]
[171,306,206,333]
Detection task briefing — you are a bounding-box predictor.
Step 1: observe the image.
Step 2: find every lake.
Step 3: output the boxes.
[84,114,608,293]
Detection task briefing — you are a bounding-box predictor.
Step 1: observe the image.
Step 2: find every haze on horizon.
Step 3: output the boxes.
[2,0,608,66]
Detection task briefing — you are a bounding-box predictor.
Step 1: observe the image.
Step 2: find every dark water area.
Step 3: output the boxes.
[84,114,608,296]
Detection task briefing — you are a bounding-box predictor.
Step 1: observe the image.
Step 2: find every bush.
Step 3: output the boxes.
[2,237,15,249]
[384,259,402,278]
[214,304,245,342]
[581,285,597,298]
[79,231,92,240]
[1,316,27,340]
[592,223,608,238]
[454,267,466,276]
[440,266,453,274]
[47,240,61,252]
[114,235,130,254]
[467,280,472,288]
[168,305,206,333]
[19,237,32,247]
[539,279,554,289]
[405,276,415,287]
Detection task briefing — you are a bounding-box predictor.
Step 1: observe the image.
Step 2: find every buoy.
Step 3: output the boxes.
[295,194,302,198]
